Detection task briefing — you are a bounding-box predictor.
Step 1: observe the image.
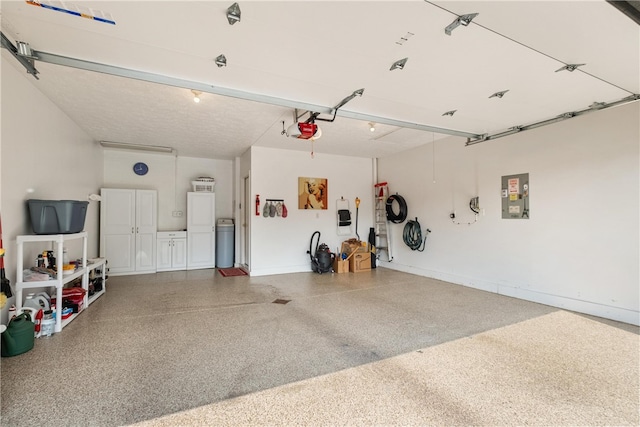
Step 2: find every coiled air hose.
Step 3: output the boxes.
[403,218,431,252]
[386,194,408,223]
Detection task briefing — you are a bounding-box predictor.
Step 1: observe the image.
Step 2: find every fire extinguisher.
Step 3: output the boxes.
[255,194,260,216]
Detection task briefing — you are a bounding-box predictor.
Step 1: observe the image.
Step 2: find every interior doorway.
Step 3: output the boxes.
[242,174,250,270]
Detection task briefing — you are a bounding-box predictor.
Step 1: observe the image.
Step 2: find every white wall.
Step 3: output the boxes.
[377,102,639,325]
[1,55,103,323]
[249,146,373,276]
[103,151,233,231]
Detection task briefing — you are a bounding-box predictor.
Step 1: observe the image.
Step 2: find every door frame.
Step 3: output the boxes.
[241,173,251,270]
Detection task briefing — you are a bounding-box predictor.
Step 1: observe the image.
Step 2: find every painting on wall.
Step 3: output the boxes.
[298,177,328,209]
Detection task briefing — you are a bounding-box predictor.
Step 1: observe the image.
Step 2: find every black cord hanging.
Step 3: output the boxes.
[386,194,408,223]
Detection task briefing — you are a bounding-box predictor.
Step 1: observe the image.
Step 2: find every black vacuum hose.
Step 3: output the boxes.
[386,194,408,223]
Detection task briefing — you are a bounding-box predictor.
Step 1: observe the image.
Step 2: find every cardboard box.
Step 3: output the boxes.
[341,239,368,257]
[333,258,349,274]
[349,252,371,273]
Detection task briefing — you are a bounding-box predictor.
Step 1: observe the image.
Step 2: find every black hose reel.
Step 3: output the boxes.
[385,194,408,223]
[386,194,431,251]
[403,218,431,252]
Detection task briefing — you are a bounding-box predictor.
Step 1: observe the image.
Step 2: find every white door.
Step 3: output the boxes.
[135,190,157,272]
[100,189,136,274]
[242,174,250,269]
[156,237,172,272]
[187,192,215,270]
[172,238,187,270]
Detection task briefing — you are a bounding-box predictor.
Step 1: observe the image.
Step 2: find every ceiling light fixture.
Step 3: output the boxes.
[555,63,586,72]
[99,141,175,154]
[445,13,479,35]
[369,122,376,132]
[442,110,457,117]
[390,57,408,71]
[192,90,202,103]
[215,54,227,67]
[227,2,241,25]
[489,90,509,99]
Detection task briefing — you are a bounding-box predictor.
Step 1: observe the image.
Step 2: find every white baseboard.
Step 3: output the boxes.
[379,261,640,327]
[249,264,310,277]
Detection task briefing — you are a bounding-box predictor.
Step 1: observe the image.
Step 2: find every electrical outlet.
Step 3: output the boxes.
[172,211,183,217]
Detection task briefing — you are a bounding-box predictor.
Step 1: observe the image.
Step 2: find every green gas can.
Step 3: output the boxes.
[1,313,35,357]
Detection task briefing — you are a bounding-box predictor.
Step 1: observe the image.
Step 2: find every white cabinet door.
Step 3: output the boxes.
[187,192,215,270]
[172,238,187,270]
[157,232,187,272]
[157,237,172,271]
[101,188,157,275]
[135,190,157,272]
[100,189,136,274]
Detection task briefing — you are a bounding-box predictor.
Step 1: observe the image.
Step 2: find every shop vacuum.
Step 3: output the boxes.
[308,231,335,274]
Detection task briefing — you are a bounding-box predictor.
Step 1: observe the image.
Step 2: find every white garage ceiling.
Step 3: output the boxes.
[1,1,638,159]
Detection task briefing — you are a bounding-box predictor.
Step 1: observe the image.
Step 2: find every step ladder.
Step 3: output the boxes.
[374,182,393,262]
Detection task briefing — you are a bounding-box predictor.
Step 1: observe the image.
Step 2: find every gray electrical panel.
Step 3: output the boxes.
[501,173,530,219]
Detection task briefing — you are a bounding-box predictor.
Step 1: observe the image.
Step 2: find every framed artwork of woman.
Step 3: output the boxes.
[298,177,328,209]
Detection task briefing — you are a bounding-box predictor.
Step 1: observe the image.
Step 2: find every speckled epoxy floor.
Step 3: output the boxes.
[1,268,638,426]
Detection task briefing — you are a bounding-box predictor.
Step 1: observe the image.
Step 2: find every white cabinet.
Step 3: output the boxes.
[15,232,107,333]
[157,231,187,272]
[100,188,157,275]
[187,192,215,270]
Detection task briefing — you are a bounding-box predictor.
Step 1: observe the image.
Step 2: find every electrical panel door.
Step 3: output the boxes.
[501,173,530,219]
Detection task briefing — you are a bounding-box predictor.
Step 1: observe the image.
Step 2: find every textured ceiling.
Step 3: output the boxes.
[1,1,638,159]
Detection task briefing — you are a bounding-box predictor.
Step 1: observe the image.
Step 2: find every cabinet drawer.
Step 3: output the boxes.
[157,231,186,239]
